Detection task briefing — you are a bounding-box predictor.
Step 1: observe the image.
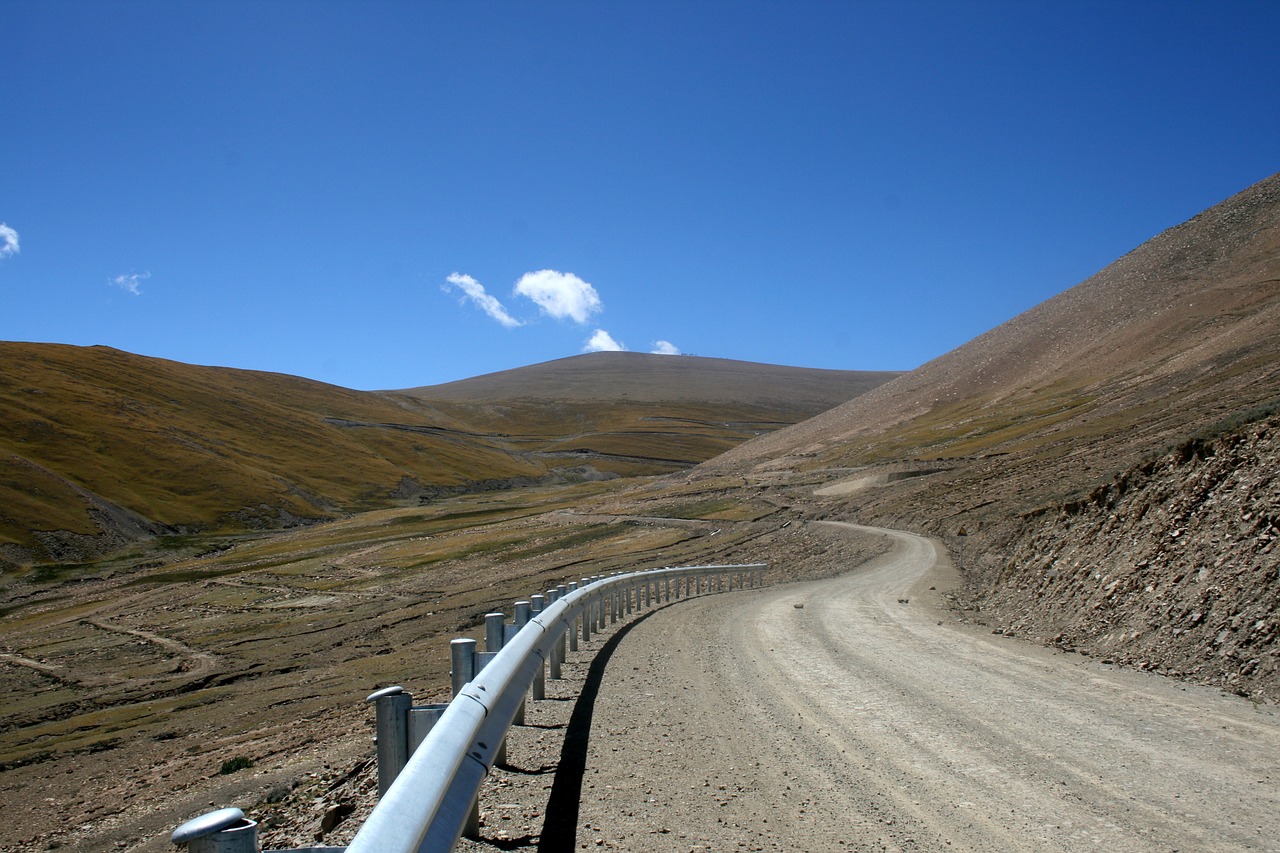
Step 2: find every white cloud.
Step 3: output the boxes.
[444,272,523,328]
[514,269,601,324]
[583,329,626,352]
[650,340,681,355]
[111,271,150,295]
[0,223,19,258]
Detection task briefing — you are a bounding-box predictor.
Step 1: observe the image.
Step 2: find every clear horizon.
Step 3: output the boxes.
[3,1,1278,391]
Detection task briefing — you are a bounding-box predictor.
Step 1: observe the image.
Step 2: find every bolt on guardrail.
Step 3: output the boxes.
[170,563,765,852]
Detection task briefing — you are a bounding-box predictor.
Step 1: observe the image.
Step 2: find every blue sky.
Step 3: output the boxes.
[3,1,1277,391]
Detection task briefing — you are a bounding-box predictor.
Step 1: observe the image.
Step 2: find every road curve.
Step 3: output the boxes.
[566,523,1280,852]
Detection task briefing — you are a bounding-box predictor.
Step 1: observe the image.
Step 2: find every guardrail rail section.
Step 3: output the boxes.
[169,563,766,853]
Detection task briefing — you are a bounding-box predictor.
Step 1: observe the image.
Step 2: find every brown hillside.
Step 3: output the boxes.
[702,170,1280,700]
[0,344,545,566]
[396,352,899,484]
[711,171,1280,477]
[0,347,894,568]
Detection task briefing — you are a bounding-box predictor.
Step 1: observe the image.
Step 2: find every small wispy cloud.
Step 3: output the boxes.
[515,270,602,324]
[650,340,681,355]
[584,329,626,352]
[111,271,150,296]
[444,272,523,328]
[0,223,19,259]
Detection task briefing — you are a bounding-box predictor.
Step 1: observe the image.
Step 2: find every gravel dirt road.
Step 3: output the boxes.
[539,523,1280,852]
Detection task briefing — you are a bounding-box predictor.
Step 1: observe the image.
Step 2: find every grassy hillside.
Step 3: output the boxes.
[0,344,545,564]
[0,346,894,567]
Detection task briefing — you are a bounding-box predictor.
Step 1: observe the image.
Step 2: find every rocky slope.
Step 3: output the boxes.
[972,413,1280,703]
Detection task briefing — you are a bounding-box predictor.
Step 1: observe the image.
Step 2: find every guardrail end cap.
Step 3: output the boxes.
[172,807,246,844]
[364,685,405,702]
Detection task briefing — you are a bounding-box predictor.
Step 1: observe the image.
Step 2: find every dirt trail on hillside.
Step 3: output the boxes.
[550,523,1280,852]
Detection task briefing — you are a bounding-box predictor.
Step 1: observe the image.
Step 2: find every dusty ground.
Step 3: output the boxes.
[969,416,1280,704]
[443,523,1280,853]
[0,480,872,851]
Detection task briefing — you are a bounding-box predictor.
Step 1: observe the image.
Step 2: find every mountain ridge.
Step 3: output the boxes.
[401,351,900,406]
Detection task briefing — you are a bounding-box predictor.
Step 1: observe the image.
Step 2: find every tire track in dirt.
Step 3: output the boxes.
[83,619,222,679]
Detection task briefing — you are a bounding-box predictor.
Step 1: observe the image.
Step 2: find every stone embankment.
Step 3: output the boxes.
[969,413,1280,703]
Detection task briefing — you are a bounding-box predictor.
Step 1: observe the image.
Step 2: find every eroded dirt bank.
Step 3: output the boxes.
[966,414,1280,703]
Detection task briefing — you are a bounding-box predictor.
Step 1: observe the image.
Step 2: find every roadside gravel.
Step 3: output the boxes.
[466,522,1280,852]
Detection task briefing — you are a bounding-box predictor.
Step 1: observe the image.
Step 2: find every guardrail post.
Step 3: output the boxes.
[473,650,507,769]
[664,577,671,602]
[451,638,476,698]
[530,594,547,699]
[365,685,412,797]
[485,612,506,653]
[563,584,578,650]
[172,807,259,853]
[408,702,449,756]
[548,588,564,679]
[512,601,532,724]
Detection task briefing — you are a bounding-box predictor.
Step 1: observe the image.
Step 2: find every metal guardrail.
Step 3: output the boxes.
[171,563,765,852]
